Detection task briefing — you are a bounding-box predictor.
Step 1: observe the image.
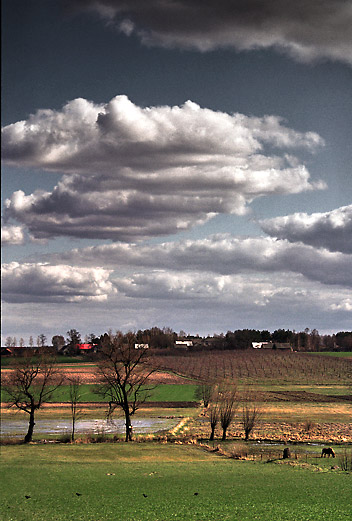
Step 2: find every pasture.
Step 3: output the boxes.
[1,444,351,521]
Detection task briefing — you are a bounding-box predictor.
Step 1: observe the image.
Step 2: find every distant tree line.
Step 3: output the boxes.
[209,328,352,352]
[3,327,352,353]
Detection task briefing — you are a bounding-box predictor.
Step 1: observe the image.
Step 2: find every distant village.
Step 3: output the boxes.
[2,327,352,357]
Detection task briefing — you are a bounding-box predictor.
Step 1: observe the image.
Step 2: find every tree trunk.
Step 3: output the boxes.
[25,409,35,443]
[71,418,75,442]
[210,424,216,441]
[125,411,133,442]
[222,428,227,441]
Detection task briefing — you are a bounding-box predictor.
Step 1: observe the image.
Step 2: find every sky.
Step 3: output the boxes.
[1,0,352,343]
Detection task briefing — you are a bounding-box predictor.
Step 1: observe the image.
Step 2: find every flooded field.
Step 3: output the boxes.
[0,417,180,438]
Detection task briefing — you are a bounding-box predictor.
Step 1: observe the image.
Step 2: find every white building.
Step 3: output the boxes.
[134,343,149,349]
[175,340,193,348]
[252,342,273,349]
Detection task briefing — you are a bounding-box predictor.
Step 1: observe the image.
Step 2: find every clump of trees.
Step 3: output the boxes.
[205,381,238,441]
[204,383,262,442]
[3,328,352,354]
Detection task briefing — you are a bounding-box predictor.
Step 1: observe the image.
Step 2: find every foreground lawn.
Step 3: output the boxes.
[0,444,351,521]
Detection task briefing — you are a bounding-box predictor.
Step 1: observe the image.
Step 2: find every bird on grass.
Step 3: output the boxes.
[142,494,148,498]
[25,496,31,499]
[75,493,82,496]
[194,492,199,496]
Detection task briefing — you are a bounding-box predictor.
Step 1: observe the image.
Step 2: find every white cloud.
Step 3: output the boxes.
[109,270,352,334]
[112,270,351,312]
[2,96,323,171]
[2,263,351,338]
[2,96,325,241]
[1,225,25,245]
[48,235,352,288]
[259,205,352,253]
[1,262,116,303]
[330,299,352,312]
[67,0,352,65]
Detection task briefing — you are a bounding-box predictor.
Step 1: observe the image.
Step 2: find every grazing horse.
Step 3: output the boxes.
[321,447,335,458]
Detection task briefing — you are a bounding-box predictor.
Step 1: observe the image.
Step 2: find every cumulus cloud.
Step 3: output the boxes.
[1,225,25,245]
[1,262,116,303]
[2,96,325,241]
[47,235,352,288]
[111,270,352,328]
[259,205,352,253]
[2,96,323,171]
[67,0,352,65]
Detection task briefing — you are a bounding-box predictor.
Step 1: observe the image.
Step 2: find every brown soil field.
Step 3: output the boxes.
[1,367,193,385]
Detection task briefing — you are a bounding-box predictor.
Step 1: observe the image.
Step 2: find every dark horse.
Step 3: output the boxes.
[321,447,335,458]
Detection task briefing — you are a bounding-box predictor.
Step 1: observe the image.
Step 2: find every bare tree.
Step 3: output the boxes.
[29,336,34,348]
[2,349,63,443]
[96,331,157,442]
[218,382,238,441]
[195,382,214,407]
[206,382,237,441]
[241,392,261,441]
[38,334,47,347]
[19,338,25,348]
[5,337,12,348]
[208,399,220,441]
[52,335,65,351]
[66,329,81,347]
[68,376,84,442]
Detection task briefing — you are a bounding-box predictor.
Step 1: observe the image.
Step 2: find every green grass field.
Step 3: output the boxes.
[309,352,352,359]
[1,383,198,404]
[2,380,350,404]
[1,444,351,521]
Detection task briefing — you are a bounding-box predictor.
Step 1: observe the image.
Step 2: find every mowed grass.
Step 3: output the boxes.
[1,444,351,521]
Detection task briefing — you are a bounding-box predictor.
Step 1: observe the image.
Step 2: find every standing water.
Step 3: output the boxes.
[0,417,180,438]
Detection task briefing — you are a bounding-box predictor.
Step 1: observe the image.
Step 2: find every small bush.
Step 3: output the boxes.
[0,436,23,445]
[57,433,71,443]
[229,442,249,459]
[303,419,315,433]
[87,428,108,443]
[339,450,352,471]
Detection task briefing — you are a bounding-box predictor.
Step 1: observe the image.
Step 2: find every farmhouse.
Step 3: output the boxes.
[134,343,149,349]
[252,342,293,351]
[0,346,35,356]
[76,343,94,353]
[252,342,273,349]
[175,340,193,349]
